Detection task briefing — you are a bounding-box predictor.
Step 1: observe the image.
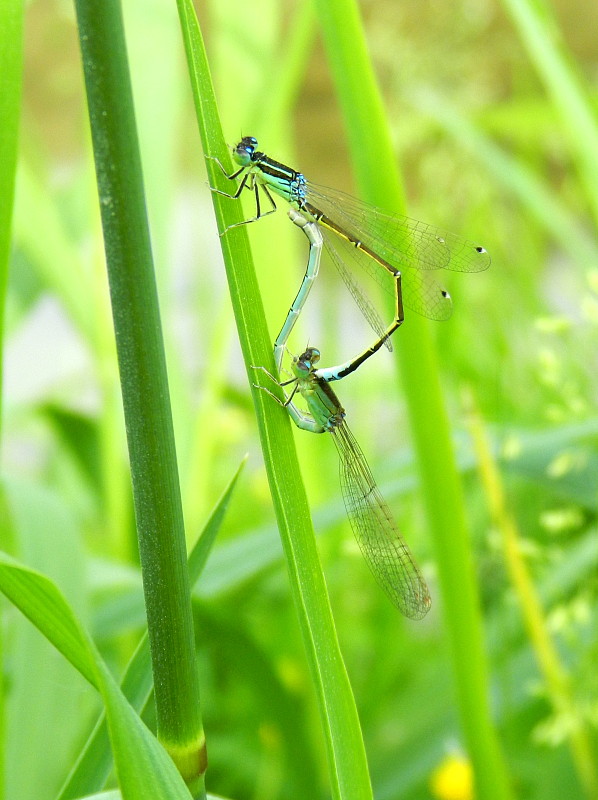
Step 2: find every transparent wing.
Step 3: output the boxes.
[331,421,431,619]
[305,181,491,275]
[322,228,453,321]
[322,232,394,349]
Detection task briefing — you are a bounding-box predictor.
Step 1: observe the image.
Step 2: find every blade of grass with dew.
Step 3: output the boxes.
[175,1,373,797]
[312,0,514,797]
[73,0,205,788]
[57,459,246,800]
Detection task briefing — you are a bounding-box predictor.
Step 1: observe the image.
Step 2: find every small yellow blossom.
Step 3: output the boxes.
[430,754,474,800]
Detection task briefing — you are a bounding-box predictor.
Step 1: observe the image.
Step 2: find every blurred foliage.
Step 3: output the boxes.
[1,0,597,798]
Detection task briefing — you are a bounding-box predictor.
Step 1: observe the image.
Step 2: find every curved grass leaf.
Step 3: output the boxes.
[0,553,192,799]
[57,459,246,800]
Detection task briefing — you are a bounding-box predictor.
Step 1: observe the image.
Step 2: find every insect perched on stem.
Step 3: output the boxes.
[253,345,431,619]
[211,136,490,351]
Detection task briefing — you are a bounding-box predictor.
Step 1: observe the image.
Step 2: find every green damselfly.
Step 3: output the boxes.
[211,136,490,341]
[253,345,431,619]
[278,209,402,376]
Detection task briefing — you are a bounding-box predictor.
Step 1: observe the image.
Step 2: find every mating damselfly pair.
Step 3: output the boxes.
[211,136,490,619]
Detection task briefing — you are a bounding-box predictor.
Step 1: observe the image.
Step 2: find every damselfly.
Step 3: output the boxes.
[253,345,431,619]
[211,136,490,342]
[277,209,402,375]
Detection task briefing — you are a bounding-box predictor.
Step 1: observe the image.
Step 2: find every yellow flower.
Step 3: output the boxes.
[430,754,473,800]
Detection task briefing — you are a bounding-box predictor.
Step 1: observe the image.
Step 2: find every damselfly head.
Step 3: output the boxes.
[296,347,321,372]
[302,347,321,365]
[232,136,259,167]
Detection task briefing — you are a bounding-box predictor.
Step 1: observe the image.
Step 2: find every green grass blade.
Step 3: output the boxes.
[0,554,192,799]
[0,8,24,790]
[0,0,23,429]
[78,794,230,800]
[313,1,514,798]
[411,91,598,267]
[468,398,598,797]
[501,0,598,225]
[4,480,94,799]
[175,2,373,797]
[12,162,95,341]
[57,460,245,800]
[73,0,205,787]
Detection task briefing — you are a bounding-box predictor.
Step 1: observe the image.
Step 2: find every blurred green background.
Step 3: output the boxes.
[3,0,598,798]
